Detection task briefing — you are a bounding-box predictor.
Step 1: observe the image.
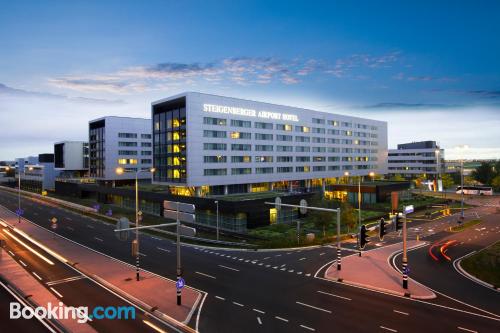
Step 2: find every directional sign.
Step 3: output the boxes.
[164,210,196,224]
[51,217,58,224]
[176,277,185,290]
[93,204,100,211]
[179,225,196,237]
[402,266,410,275]
[403,205,414,214]
[116,217,130,241]
[163,201,195,214]
[299,199,308,214]
[275,197,282,211]
[15,208,24,216]
[106,209,113,217]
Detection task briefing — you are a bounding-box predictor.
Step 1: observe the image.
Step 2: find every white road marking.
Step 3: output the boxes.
[257,317,262,325]
[19,260,27,267]
[265,264,271,267]
[66,226,74,231]
[253,308,265,314]
[218,265,240,272]
[8,250,15,256]
[380,326,397,332]
[288,269,294,273]
[46,276,86,286]
[317,290,352,301]
[32,272,43,281]
[275,254,282,257]
[305,273,311,277]
[263,257,271,260]
[296,301,332,313]
[299,257,306,261]
[138,252,147,257]
[215,296,225,301]
[457,327,478,333]
[319,252,325,256]
[50,287,63,298]
[232,301,244,307]
[65,217,72,221]
[244,260,250,262]
[297,272,302,275]
[300,324,315,331]
[195,271,216,279]
[94,237,103,242]
[275,316,289,322]
[393,309,409,316]
[86,225,94,229]
[157,247,170,253]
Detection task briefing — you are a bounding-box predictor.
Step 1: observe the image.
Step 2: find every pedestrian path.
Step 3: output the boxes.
[325,240,436,299]
[0,205,201,328]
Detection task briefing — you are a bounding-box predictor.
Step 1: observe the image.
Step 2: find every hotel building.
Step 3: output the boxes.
[88,116,152,185]
[388,141,445,178]
[151,92,388,196]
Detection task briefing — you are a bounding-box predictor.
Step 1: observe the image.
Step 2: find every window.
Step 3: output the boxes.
[342,122,352,127]
[203,130,227,138]
[118,133,137,138]
[313,166,326,172]
[141,142,152,147]
[118,142,137,147]
[255,122,273,129]
[312,118,325,124]
[328,138,340,144]
[296,146,310,152]
[296,166,310,172]
[141,151,152,156]
[255,145,273,151]
[313,156,326,162]
[328,165,340,171]
[141,159,152,164]
[276,124,293,131]
[204,143,227,150]
[231,119,251,128]
[277,156,293,162]
[204,168,227,176]
[231,144,251,151]
[328,129,340,135]
[312,147,326,153]
[296,156,310,162]
[230,131,251,139]
[277,166,293,173]
[328,120,339,126]
[328,156,340,162]
[231,156,251,163]
[312,137,326,143]
[277,145,293,152]
[295,126,310,133]
[312,127,325,134]
[141,134,152,139]
[118,158,138,165]
[256,167,273,174]
[255,133,273,140]
[204,156,227,163]
[231,168,251,175]
[255,156,273,163]
[204,117,226,126]
[295,136,310,143]
[118,150,137,155]
[329,147,341,153]
[276,134,293,141]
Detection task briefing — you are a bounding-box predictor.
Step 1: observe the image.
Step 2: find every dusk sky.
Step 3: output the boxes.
[1,0,499,160]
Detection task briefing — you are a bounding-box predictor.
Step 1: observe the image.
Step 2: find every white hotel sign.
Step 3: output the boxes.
[203,104,299,122]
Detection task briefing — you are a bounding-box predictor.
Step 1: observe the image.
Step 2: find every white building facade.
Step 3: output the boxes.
[152,92,388,196]
[54,141,89,174]
[88,116,152,183]
[388,141,445,178]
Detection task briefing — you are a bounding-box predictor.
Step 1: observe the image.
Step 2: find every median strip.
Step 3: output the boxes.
[296,301,332,314]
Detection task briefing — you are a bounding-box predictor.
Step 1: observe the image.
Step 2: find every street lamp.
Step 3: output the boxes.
[214,200,219,241]
[357,174,362,257]
[456,145,469,221]
[15,165,33,223]
[344,171,350,184]
[369,171,375,182]
[115,166,156,281]
[435,149,441,194]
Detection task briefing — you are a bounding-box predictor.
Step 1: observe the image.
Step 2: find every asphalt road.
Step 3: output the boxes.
[0,190,499,333]
[0,209,179,333]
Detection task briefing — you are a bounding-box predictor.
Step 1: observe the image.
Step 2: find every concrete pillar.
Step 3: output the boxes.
[288,181,293,192]
[195,186,202,197]
[246,184,251,193]
[270,182,274,191]
[224,185,229,195]
[322,178,326,194]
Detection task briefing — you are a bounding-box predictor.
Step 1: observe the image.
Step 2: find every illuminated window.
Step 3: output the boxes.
[173,157,180,165]
[173,132,180,140]
[173,169,181,178]
[173,145,180,153]
[231,132,240,139]
[118,159,137,165]
[172,118,180,128]
[285,124,293,131]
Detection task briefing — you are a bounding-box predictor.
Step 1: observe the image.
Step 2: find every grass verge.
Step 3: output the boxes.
[449,219,481,232]
[461,241,500,288]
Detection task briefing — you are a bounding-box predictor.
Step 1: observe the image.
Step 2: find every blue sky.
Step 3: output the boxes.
[1,0,499,160]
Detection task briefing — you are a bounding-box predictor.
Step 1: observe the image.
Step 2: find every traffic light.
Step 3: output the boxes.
[359,225,369,249]
[394,213,403,231]
[379,218,389,241]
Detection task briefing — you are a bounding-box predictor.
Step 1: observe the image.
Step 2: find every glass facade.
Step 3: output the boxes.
[89,119,105,178]
[153,97,187,183]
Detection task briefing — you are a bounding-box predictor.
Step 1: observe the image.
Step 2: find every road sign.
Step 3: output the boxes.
[403,205,414,214]
[402,266,410,275]
[116,217,130,241]
[299,199,308,214]
[275,197,282,211]
[163,201,195,214]
[106,209,113,217]
[176,277,185,290]
[138,210,143,222]
[93,204,100,211]
[164,210,196,224]
[179,225,196,237]
[51,217,58,224]
[15,208,24,216]
[131,239,138,257]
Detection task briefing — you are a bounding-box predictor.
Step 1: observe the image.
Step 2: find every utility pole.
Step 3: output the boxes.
[18,168,21,223]
[460,159,465,220]
[402,211,408,289]
[336,209,342,273]
[135,172,140,281]
[176,201,182,305]
[215,200,219,241]
[358,175,362,257]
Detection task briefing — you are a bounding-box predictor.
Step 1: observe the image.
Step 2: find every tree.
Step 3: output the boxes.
[492,175,500,192]
[441,173,454,189]
[310,210,333,237]
[471,161,496,185]
[390,174,405,182]
[340,202,357,233]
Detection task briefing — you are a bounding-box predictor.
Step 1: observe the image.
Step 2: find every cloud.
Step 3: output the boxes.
[357,102,462,109]
[466,90,500,99]
[392,72,457,82]
[0,82,125,104]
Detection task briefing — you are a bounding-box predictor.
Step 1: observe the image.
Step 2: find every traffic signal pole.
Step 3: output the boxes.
[176,201,182,305]
[402,212,408,289]
[336,209,342,273]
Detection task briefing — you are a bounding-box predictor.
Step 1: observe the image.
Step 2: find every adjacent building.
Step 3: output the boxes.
[388,141,445,178]
[54,141,89,178]
[89,116,152,185]
[151,92,388,196]
[17,153,60,192]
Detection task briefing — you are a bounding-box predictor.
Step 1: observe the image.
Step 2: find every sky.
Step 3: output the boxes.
[1,0,499,160]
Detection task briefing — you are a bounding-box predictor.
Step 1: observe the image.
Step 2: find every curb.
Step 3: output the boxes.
[453,252,499,291]
[333,278,437,300]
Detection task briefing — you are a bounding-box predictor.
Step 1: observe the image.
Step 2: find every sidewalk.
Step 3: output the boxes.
[0,206,202,328]
[325,240,436,299]
[0,247,97,333]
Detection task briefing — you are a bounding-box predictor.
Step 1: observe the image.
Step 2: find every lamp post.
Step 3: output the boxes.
[116,166,156,281]
[456,145,469,221]
[215,200,219,241]
[357,174,362,257]
[435,149,441,194]
[13,166,33,223]
[369,171,375,182]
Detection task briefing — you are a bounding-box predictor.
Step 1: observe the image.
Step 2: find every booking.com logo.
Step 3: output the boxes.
[10,302,135,323]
